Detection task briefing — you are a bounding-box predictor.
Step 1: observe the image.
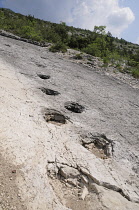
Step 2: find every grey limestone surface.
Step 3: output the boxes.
[0,35,139,210]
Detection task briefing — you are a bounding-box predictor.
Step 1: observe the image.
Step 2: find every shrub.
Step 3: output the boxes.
[103,57,109,66]
[121,67,131,74]
[128,59,138,67]
[83,43,101,57]
[102,63,108,68]
[115,63,122,70]
[74,53,83,59]
[87,58,92,61]
[131,68,139,78]
[49,42,67,53]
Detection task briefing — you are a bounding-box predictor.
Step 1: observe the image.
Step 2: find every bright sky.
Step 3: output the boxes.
[0,0,138,44]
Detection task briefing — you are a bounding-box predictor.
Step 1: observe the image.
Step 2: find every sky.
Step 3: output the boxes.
[0,0,139,44]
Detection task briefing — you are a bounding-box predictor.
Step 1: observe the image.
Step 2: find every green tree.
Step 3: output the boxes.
[54,22,68,43]
[93,26,106,35]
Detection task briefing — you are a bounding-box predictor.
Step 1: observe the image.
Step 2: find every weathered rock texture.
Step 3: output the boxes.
[0,35,139,210]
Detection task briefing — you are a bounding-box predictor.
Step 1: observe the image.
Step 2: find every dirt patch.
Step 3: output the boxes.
[40,87,60,96]
[37,74,50,80]
[0,154,26,210]
[64,102,85,113]
[43,109,67,125]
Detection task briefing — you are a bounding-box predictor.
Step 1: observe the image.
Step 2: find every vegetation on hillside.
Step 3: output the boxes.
[0,8,139,78]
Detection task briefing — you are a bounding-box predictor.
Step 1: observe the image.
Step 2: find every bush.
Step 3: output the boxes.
[121,67,131,74]
[131,68,139,78]
[74,53,83,59]
[115,63,123,71]
[87,58,92,61]
[83,43,101,57]
[49,42,67,53]
[103,57,109,66]
[128,59,138,67]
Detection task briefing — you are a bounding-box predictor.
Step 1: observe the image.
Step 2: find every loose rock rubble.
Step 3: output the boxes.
[0,30,49,47]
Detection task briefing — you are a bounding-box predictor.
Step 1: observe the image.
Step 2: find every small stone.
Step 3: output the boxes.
[81,186,88,200]
[81,175,88,184]
[60,166,80,179]
[12,170,16,174]
[67,178,77,186]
